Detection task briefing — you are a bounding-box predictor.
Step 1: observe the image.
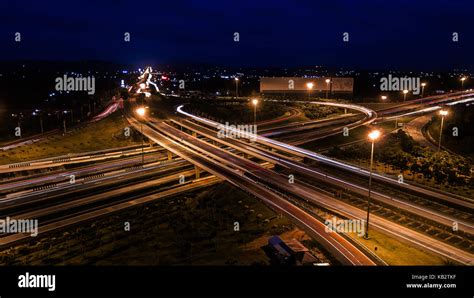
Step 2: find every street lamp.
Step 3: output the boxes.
[461,77,466,90]
[421,82,427,97]
[381,95,387,101]
[251,99,259,127]
[234,77,239,98]
[62,110,69,134]
[135,107,147,165]
[325,79,331,99]
[403,89,409,101]
[364,129,381,239]
[306,82,314,99]
[33,111,44,133]
[438,110,448,151]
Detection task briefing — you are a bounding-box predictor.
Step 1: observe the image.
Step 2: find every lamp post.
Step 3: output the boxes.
[364,130,381,239]
[461,77,466,90]
[251,99,259,127]
[135,107,147,165]
[234,77,239,98]
[325,79,331,99]
[438,110,448,151]
[421,83,427,97]
[306,82,313,99]
[33,111,44,133]
[403,89,408,101]
[62,111,68,134]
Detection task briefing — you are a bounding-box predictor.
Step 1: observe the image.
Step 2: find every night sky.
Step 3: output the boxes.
[1,0,473,70]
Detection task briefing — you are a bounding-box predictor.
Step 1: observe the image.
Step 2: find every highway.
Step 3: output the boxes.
[125,102,377,265]
[168,104,473,264]
[259,113,355,136]
[177,105,474,209]
[256,107,302,127]
[0,151,167,194]
[263,100,377,145]
[0,145,162,173]
[404,115,439,151]
[0,157,191,209]
[170,118,474,234]
[2,87,472,266]
[379,92,474,120]
[0,175,221,251]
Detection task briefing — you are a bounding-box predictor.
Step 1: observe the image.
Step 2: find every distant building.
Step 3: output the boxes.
[260,77,354,96]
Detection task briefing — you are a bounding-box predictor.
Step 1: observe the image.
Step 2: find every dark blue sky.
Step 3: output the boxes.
[1,0,472,70]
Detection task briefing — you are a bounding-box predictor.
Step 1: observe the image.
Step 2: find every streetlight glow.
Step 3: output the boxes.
[461,77,467,90]
[235,77,239,98]
[403,89,409,101]
[325,79,331,98]
[438,109,448,151]
[136,107,146,117]
[251,99,259,126]
[306,82,314,99]
[368,130,381,141]
[381,95,387,100]
[135,107,147,165]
